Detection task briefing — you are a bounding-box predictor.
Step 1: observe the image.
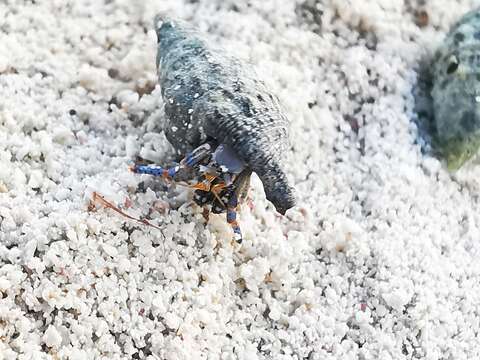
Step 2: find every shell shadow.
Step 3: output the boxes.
[413,57,442,159]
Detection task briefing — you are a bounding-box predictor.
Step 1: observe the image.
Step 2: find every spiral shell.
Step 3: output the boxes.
[431,9,480,170]
[154,15,296,214]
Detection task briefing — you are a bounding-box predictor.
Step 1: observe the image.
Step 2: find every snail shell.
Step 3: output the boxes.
[432,9,480,170]
[154,15,296,214]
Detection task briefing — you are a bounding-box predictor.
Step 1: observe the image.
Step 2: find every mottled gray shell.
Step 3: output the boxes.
[154,15,295,214]
[431,9,480,169]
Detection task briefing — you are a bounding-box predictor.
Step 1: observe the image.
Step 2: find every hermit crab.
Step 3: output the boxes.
[429,8,480,170]
[130,15,296,242]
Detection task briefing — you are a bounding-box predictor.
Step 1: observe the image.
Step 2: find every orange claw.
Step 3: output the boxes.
[190,181,211,191]
[211,182,226,193]
[204,173,217,182]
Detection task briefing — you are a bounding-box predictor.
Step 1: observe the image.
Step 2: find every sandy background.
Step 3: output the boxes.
[1,0,480,359]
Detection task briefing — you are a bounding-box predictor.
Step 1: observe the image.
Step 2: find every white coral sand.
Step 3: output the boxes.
[1,0,480,359]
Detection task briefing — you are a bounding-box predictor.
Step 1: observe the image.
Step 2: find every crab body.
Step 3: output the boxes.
[432,9,480,170]
[154,15,296,214]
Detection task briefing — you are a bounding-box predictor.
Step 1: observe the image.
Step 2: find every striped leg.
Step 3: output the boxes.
[130,164,180,179]
[226,191,242,243]
[181,142,214,167]
[232,170,252,203]
[130,142,214,179]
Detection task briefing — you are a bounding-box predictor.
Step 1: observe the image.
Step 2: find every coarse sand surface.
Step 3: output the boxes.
[1,1,480,359]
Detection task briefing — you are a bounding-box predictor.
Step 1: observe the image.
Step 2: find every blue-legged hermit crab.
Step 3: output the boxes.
[130,15,296,243]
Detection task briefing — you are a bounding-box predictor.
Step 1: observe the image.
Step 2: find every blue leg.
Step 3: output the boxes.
[131,142,214,179]
[225,170,251,243]
[181,142,214,167]
[130,164,180,178]
[226,191,242,243]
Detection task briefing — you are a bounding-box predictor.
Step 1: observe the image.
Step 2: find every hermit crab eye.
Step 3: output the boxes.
[446,55,459,74]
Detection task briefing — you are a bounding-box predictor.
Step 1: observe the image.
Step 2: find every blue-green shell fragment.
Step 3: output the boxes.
[432,9,480,171]
[154,15,296,214]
